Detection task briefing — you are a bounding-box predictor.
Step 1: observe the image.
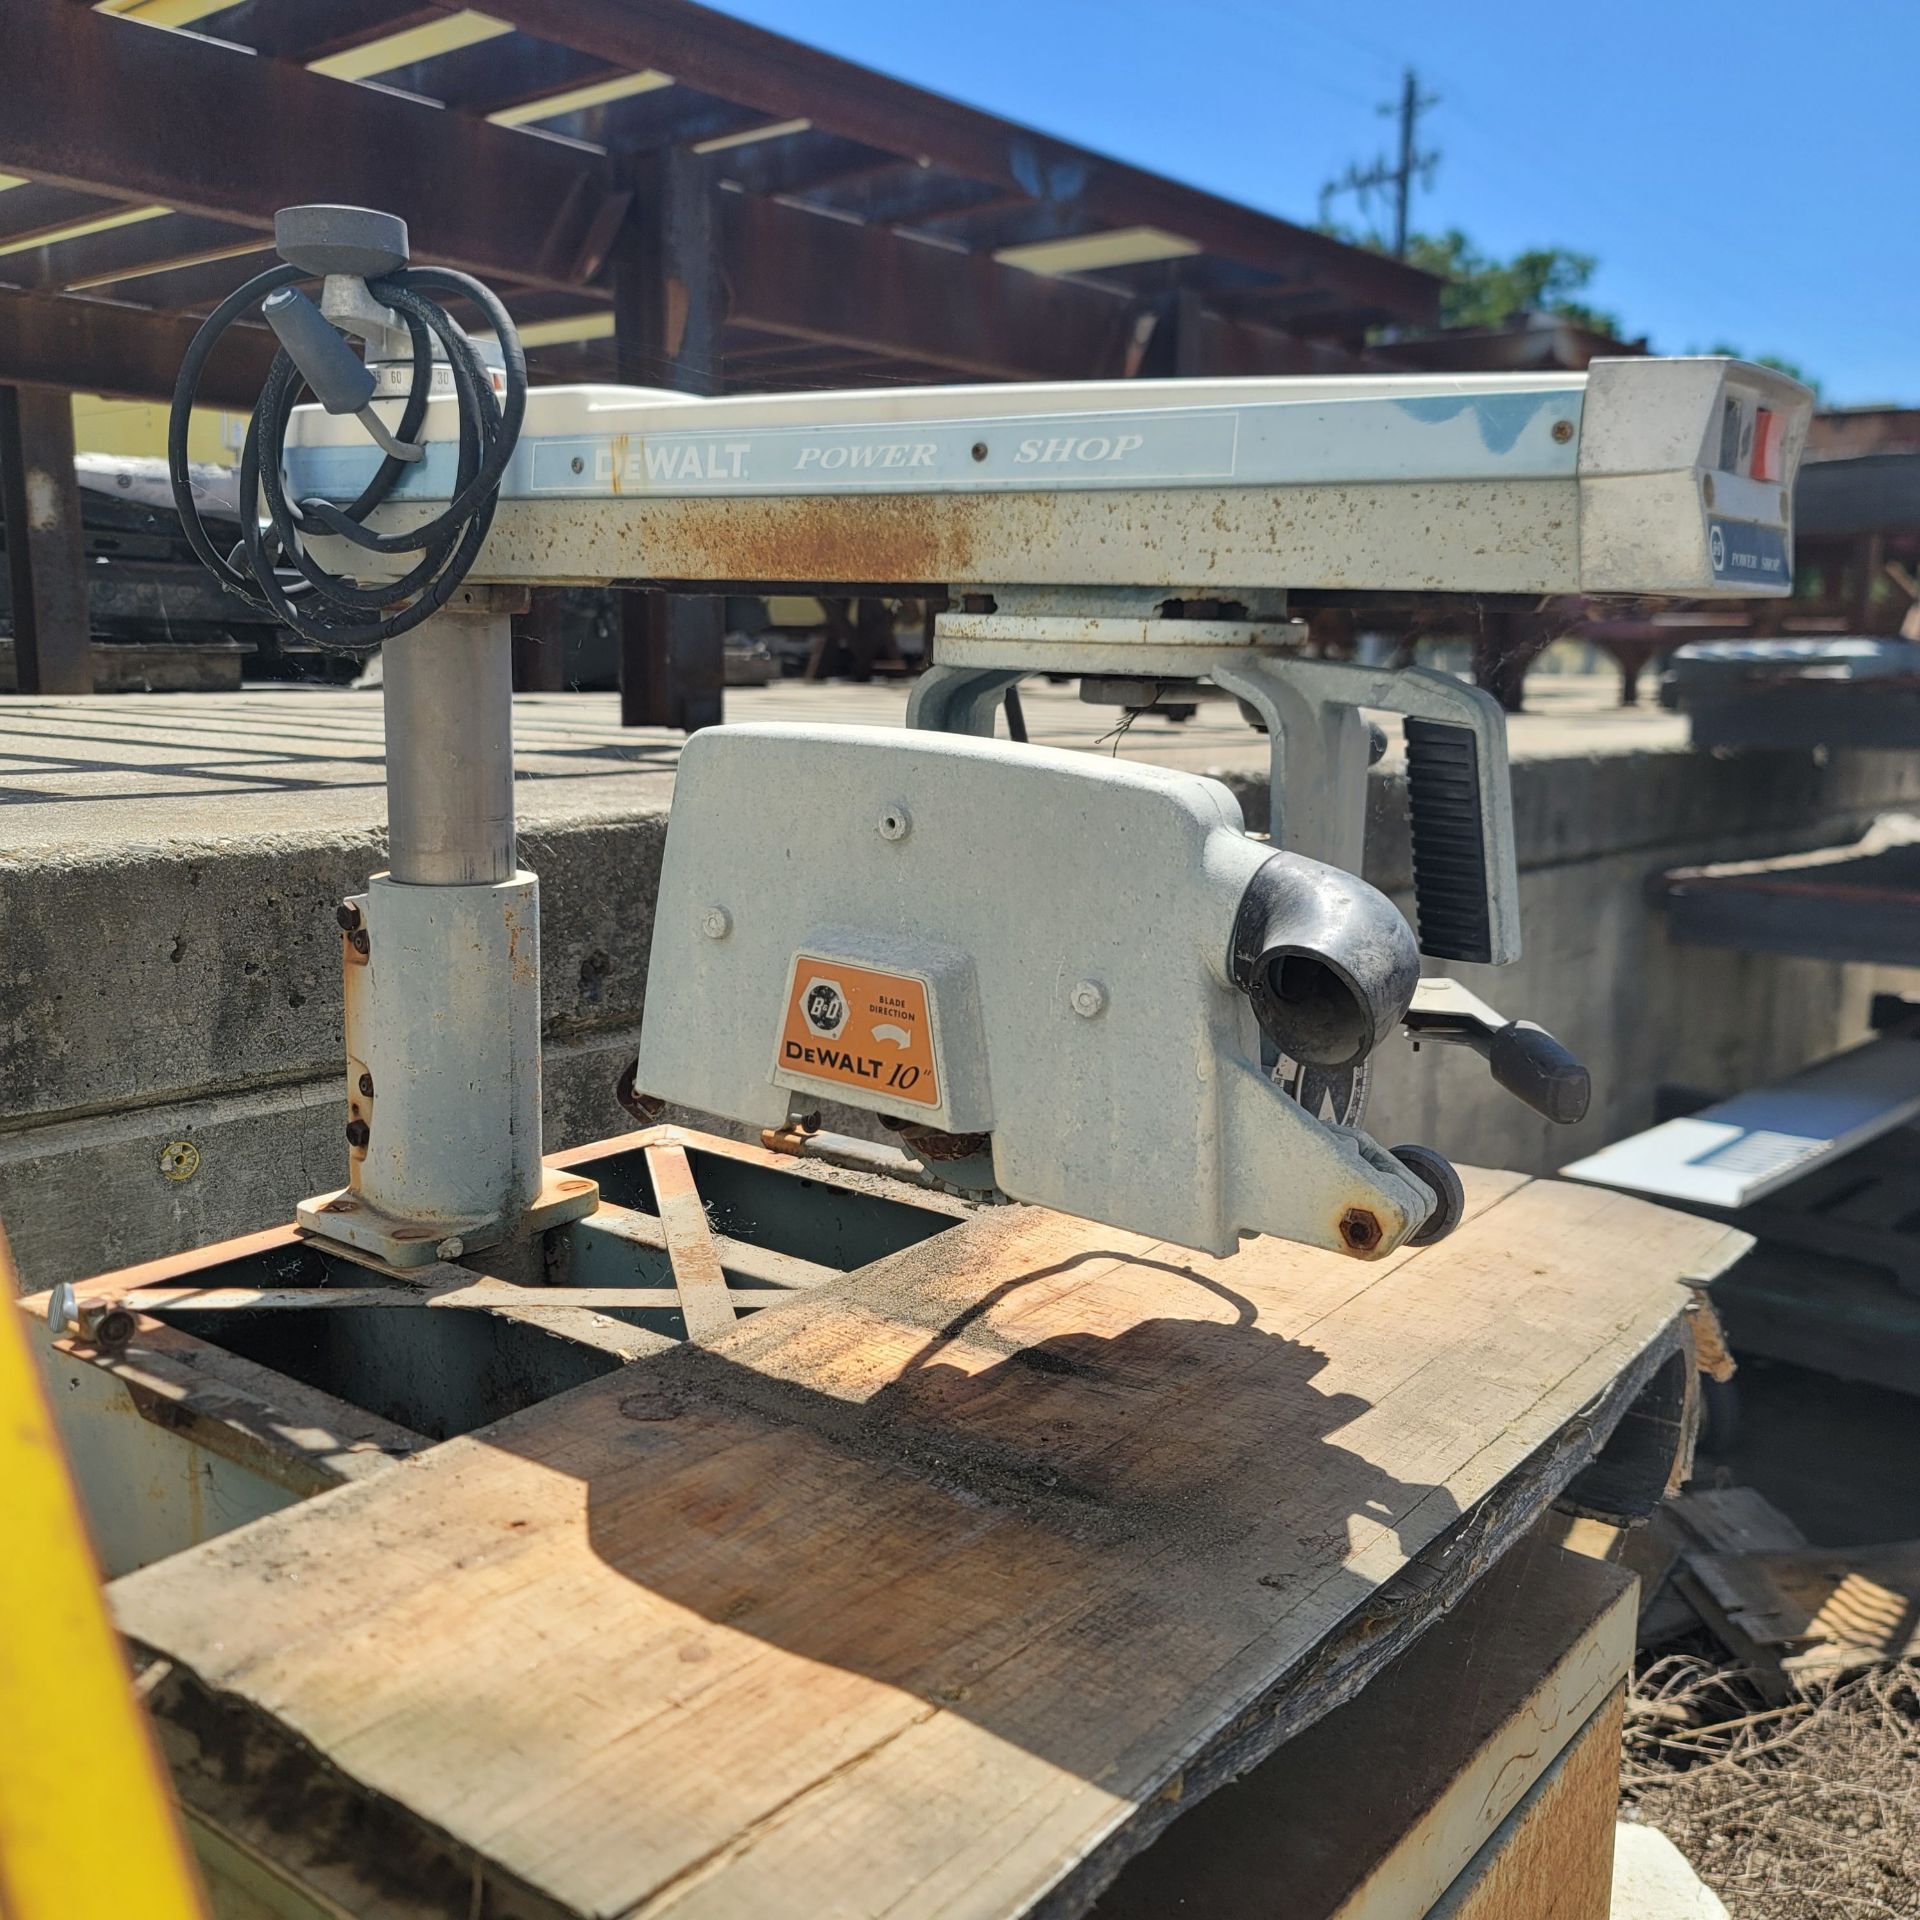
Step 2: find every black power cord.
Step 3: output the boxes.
[167,260,526,653]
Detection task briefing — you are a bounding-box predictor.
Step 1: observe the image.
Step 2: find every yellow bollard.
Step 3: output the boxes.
[0,1225,208,1919]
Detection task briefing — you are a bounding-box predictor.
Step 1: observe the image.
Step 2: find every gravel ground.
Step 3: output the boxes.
[1623,1649,1920,1918]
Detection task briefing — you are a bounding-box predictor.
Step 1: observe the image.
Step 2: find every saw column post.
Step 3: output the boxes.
[298,589,596,1266]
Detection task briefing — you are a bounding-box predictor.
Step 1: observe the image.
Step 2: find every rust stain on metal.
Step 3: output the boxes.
[645,493,979,586]
[504,905,537,986]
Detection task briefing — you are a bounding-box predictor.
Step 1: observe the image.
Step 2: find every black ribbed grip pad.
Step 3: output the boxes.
[1404,719,1493,963]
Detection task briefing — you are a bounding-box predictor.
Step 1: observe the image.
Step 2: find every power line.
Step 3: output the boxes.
[1318,67,1440,257]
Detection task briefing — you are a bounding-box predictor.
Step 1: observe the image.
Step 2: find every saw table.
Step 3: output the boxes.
[52,1125,1739,1920]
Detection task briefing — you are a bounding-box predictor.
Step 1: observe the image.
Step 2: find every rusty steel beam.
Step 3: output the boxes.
[1183,309,1375,378]
[7,214,256,296]
[183,0,448,62]
[721,193,1134,380]
[0,287,276,408]
[420,0,1441,323]
[0,5,619,291]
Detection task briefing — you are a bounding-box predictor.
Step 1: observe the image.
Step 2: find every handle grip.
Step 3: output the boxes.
[1488,1020,1590,1125]
[262,286,376,416]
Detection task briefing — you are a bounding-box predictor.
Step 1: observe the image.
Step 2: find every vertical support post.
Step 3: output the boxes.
[512,587,571,692]
[1170,289,1212,377]
[382,601,516,885]
[0,386,92,695]
[613,147,727,731]
[299,593,602,1264]
[1122,288,1212,380]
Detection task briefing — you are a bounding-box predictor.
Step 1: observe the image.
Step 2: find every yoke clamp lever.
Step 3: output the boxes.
[1404,977,1591,1126]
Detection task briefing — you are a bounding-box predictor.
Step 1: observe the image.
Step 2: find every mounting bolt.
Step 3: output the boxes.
[350,928,371,956]
[1337,1207,1383,1254]
[877,804,911,841]
[345,1117,371,1149]
[357,1070,375,1098]
[1069,979,1107,1018]
[699,905,732,939]
[336,901,362,933]
[85,1302,138,1350]
[1550,418,1574,444]
[435,1237,465,1261]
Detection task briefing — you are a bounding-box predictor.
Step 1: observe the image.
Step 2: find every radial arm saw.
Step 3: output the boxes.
[172,207,1811,1273]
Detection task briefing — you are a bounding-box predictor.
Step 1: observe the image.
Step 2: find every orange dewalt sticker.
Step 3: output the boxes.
[776,956,940,1108]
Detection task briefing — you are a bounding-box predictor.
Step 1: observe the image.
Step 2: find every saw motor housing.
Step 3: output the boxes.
[637,725,1434,1257]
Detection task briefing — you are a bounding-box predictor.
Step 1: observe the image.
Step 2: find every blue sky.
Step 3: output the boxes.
[713,0,1916,406]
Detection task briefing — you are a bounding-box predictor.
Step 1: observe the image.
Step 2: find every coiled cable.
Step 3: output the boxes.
[167,263,525,652]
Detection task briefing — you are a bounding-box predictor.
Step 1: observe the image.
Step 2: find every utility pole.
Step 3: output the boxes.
[1318,67,1440,258]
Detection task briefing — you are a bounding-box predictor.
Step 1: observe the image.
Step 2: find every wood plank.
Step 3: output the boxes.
[644,1140,739,1344]
[113,1168,1731,1920]
[1090,1538,1635,1919]
[127,1285,760,1315]
[1666,1486,1809,1555]
[1686,1540,1920,1680]
[572,1200,838,1293]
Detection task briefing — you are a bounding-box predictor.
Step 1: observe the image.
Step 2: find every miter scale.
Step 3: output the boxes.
[158,205,1809,1273]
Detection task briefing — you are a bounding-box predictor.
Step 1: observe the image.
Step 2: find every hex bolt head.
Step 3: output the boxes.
[1338,1207,1383,1254]
[345,1117,371,1149]
[435,1237,465,1261]
[336,901,363,933]
[699,906,733,939]
[1069,979,1107,1018]
[89,1304,138,1349]
[877,805,912,842]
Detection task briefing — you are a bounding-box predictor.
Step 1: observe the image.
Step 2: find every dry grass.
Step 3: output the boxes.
[1622,1650,1920,1917]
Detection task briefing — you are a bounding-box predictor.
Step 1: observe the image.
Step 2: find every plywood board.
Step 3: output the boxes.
[112,1155,1734,1920]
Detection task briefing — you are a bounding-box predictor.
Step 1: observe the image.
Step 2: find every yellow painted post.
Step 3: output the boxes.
[0,1226,208,1920]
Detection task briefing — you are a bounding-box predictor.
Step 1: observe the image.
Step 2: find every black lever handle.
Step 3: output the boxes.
[1488,1020,1590,1125]
[262,286,376,417]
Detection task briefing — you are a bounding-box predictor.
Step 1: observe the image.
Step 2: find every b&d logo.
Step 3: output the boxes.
[803,978,847,1037]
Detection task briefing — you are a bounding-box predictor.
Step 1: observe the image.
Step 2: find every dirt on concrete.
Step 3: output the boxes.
[1623,1647,1920,1918]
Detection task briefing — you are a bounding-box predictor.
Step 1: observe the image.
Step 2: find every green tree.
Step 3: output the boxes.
[1400,228,1620,334]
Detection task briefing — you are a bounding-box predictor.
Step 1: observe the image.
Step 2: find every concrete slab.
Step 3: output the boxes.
[1612,1822,1730,1919]
[0,673,1683,854]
